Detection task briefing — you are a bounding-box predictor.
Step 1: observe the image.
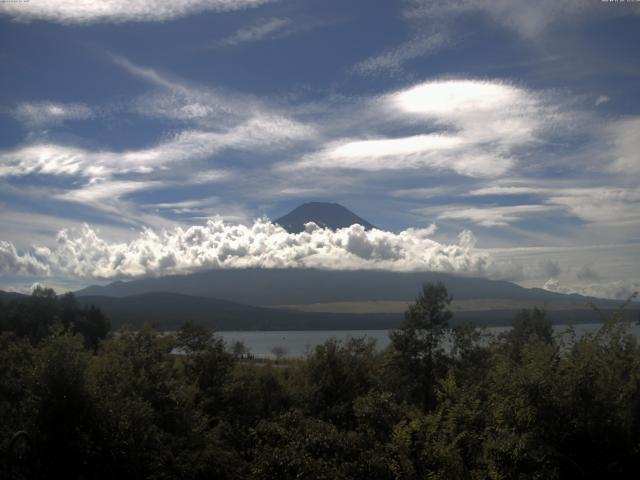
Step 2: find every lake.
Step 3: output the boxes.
[219,322,640,359]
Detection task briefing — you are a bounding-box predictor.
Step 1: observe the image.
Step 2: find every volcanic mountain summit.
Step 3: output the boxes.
[274,202,376,233]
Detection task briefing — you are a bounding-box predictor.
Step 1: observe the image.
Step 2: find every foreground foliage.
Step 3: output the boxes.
[1,285,639,479]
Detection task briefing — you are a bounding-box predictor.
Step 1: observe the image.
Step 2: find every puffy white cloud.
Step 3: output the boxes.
[30,219,489,280]
[13,102,93,126]
[0,241,50,276]
[542,278,573,295]
[3,219,635,302]
[0,0,274,25]
[543,278,640,301]
[482,243,640,290]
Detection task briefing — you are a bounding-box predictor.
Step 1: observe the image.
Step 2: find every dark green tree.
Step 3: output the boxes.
[0,288,110,349]
[31,329,95,478]
[176,321,235,417]
[176,320,216,353]
[389,282,452,410]
[501,306,553,362]
[304,337,379,428]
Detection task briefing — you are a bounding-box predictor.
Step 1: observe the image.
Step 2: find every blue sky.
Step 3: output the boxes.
[0,0,638,299]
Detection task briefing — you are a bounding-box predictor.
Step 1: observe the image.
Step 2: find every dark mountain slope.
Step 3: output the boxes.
[274,202,376,233]
[3,289,635,331]
[76,292,400,330]
[0,290,28,303]
[76,268,618,307]
[60,292,640,330]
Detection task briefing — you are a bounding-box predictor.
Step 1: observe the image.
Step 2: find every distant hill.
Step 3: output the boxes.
[76,268,610,307]
[274,202,376,233]
[76,292,400,330]
[75,293,636,330]
[0,290,28,303]
[3,288,636,331]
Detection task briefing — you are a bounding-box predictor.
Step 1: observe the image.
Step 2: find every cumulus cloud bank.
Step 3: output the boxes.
[543,278,640,302]
[4,220,636,301]
[0,241,50,276]
[7,219,488,280]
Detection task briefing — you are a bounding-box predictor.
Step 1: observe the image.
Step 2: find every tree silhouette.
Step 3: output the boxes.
[389,282,452,410]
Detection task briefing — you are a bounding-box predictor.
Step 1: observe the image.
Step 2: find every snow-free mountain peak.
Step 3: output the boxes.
[274,202,376,233]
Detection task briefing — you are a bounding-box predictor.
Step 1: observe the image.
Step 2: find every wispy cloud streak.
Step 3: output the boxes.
[0,0,275,25]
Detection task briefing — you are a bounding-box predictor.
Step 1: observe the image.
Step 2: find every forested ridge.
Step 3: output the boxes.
[1,284,639,479]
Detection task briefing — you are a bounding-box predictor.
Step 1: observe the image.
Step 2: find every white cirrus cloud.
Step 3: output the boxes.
[0,0,275,25]
[391,186,454,199]
[608,117,640,175]
[545,187,640,226]
[215,16,340,48]
[56,179,168,204]
[112,55,248,125]
[0,117,313,180]
[13,101,93,126]
[391,79,523,116]
[387,79,546,145]
[218,17,291,46]
[16,219,489,279]
[282,79,559,177]
[437,204,557,227]
[110,54,317,145]
[0,241,50,276]
[285,133,513,177]
[466,185,640,227]
[404,0,612,38]
[468,185,546,196]
[352,32,450,75]
[0,144,101,178]
[112,54,309,132]
[1,58,314,182]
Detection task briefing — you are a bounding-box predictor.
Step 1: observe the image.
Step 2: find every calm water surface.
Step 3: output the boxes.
[219,323,640,359]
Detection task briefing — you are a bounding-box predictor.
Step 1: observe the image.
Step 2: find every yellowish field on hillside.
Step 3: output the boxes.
[266,299,595,314]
